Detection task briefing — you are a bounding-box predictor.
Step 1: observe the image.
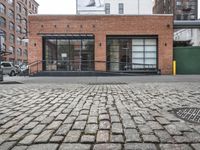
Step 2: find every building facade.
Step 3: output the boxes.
[0,0,39,65]
[153,0,198,20]
[28,15,173,75]
[77,0,152,15]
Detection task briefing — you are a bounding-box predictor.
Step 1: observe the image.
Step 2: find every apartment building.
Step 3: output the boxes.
[0,0,39,65]
[77,0,152,15]
[153,0,198,20]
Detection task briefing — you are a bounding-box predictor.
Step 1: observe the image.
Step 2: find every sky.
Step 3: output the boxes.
[36,0,200,19]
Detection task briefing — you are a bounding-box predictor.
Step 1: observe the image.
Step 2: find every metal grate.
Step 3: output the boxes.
[173,107,200,124]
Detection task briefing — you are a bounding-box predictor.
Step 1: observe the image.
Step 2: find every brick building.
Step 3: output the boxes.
[0,0,39,65]
[28,15,173,75]
[153,0,198,20]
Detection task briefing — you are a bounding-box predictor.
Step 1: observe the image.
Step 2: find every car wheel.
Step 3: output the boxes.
[10,71,15,76]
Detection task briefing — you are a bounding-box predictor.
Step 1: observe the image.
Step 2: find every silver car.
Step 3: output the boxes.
[1,62,17,76]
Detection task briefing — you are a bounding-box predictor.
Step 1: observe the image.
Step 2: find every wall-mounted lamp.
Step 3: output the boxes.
[167,24,170,28]
[99,43,102,47]
[165,43,167,46]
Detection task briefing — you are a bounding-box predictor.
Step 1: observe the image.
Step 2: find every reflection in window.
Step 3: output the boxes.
[44,36,94,71]
[107,37,157,71]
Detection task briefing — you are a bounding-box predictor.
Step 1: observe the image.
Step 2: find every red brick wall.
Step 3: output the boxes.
[28,15,173,74]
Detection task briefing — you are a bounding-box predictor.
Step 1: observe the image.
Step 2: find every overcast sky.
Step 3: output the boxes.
[36,0,200,18]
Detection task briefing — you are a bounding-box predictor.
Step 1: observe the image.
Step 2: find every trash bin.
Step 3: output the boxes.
[0,68,3,81]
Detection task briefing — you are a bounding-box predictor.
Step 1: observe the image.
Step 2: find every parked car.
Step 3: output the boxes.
[1,61,18,76]
[18,64,29,76]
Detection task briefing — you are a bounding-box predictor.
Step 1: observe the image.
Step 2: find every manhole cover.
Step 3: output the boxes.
[173,107,200,124]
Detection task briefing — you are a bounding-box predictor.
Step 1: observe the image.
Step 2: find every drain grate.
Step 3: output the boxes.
[173,107,200,124]
[0,81,23,84]
[88,82,127,85]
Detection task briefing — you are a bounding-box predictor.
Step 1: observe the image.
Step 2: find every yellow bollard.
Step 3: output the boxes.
[173,60,176,76]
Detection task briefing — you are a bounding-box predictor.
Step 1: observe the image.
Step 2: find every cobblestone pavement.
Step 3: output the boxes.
[0,81,200,150]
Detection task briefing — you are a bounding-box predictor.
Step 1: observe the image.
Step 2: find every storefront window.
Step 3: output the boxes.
[44,35,94,71]
[107,36,157,71]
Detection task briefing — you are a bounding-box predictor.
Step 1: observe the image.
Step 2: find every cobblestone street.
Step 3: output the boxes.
[0,76,200,150]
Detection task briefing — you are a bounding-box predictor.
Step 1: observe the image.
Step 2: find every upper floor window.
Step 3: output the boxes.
[16,3,21,13]
[8,9,14,19]
[0,17,6,28]
[17,26,22,33]
[7,0,14,6]
[9,34,15,45]
[9,46,14,54]
[17,14,21,23]
[0,3,6,14]
[105,3,110,14]
[9,21,15,31]
[22,7,27,16]
[119,3,124,14]
[0,29,6,43]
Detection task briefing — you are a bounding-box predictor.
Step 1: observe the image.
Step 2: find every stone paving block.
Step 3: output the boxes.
[85,124,98,134]
[76,115,88,121]
[99,114,109,121]
[99,121,111,130]
[134,116,146,124]
[34,130,54,143]
[55,124,72,136]
[154,130,175,143]
[111,123,123,134]
[27,144,59,150]
[63,117,76,124]
[5,125,23,134]
[19,134,38,145]
[93,144,122,150]
[55,114,68,121]
[191,144,200,150]
[72,121,86,130]
[124,143,157,150]
[96,130,109,143]
[147,121,163,130]
[159,144,193,150]
[122,119,136,129]
[12,146,28,150]
[46,121,62,130]
[173,135,191,143]
[184,132,200,142]
[111,115,121,123]
[41,117,54,124]
[23,122,39,130]
[138,125,153,134]
[9,130,29,141]
[124,129,141,142]
[30,124,46,134]
[50,136,64,143]
[64,130,82,142]
[0,141,16,150]
[81,135,95,143]
[164,124,182,135]
[59,144,91,150]
[142,134,159,143]
[173,122,192,132]
[0,134,12,144]
[87,117,98,124]
[110,134,124,143]
[156,117,170,125]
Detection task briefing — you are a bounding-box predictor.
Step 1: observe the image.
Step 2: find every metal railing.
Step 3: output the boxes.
[28,59,157,75]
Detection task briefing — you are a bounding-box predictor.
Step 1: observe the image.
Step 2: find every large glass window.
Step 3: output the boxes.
[9,34,15,45]
[105,3,110,14]
[107,37,157,71]
[44,35,94,71]
[9,22,14,31]
[119,3,124,14]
